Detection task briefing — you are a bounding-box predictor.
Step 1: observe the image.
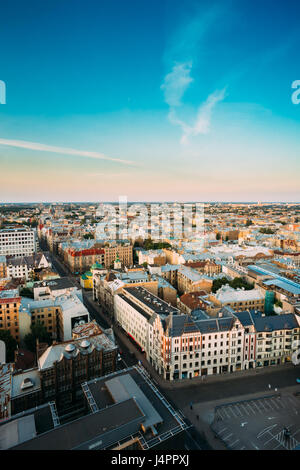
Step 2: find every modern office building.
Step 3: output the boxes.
[0,228,36,257]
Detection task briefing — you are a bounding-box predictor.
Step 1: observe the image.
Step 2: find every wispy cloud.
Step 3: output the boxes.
[0,138,134,165]
[161,5,227,145]
[169,88,227,144]
[160,62,193,107]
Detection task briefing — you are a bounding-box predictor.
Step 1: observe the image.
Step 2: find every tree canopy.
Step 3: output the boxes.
[212,277,254,293]
[24,321,52,353]
[0,330,17,362]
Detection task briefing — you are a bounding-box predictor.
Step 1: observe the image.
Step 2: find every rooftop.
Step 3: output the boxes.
[122,286,179,318]
[9,367,186,450]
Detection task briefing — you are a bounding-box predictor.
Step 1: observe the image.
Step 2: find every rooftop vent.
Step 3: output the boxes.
[21,377,34,390]
[80,339,90,348]
[65,343,76,353]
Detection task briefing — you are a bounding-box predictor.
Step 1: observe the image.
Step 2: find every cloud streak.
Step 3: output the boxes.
[161,4,227,145]
[169,88,226,144]
[0,138,134,165]
[160,62,193,107]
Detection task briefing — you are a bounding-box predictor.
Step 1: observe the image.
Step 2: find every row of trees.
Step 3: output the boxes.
[259,227,275,234]
[134,238,172,250]
[212,277,254,294]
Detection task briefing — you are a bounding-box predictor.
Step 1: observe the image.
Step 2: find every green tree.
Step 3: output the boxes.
[20,287,34,299]
[259,228,275,234]
[0,330,18,362]
[83,233,94,239]
[24,321,52,353]
[212,277,254,294]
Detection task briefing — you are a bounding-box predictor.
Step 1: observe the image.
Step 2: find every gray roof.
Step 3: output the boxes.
[105,374,163,430]
[123,286,179,318]
[11,399,143,450]
[234,310,298,332]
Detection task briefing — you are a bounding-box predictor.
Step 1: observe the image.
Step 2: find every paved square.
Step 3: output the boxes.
[211,393,300,450]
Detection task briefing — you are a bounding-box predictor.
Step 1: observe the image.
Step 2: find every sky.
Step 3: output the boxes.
[0,0,299,203]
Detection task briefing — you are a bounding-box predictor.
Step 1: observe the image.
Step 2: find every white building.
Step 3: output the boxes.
[0,228,36,257]
[6,253,51,280]
[114,286,300,381]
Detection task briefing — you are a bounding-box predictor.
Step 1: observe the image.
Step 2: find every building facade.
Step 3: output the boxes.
[114,286,300,381]
[0,228,36,257]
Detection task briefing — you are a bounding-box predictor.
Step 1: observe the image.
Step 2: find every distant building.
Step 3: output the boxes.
[209,284,265,312]
[0,289,22,342]
[65,243,133,273]
[0,228,36,257]
[6,253,51,280]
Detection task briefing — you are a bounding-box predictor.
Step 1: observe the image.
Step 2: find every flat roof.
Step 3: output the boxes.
[123,286,179,317]
[105,374,163,430]
[87,368,183,439]
[11,399,144,450]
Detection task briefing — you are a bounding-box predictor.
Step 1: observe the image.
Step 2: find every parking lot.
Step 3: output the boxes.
[211,393,300,450]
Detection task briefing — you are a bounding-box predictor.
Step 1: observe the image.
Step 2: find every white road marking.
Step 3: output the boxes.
[257,424,277,439]
[230,439,240,447]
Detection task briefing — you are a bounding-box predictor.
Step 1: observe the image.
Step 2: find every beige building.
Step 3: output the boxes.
[208,285,265,312]
[0,289,22,342]
[177,266,213,294]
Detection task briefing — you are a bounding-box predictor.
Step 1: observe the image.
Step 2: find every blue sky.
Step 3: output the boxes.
[0,0,299,202]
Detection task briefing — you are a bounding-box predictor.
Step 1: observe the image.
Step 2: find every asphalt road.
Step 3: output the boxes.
[163,365,300,410]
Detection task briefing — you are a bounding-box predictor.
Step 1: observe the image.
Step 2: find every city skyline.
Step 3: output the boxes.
[0,0,300,202]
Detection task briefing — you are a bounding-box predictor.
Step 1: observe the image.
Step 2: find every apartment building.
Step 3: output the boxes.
[93,270,158,315]
[178,291,210,314]
[0,228,36,257]
[0,289,22,341]
[6,253,51,280]
[184,260,222,276]
[0,255,6,278]
[114,286,300,380]
[138,249,167,266]
[66,247,105,274]
[234,310,300,368]
[177,266,213,294]
[10,327,117,414]
[65,243,133,273]
[19,292,90,343]
[209,284,265,312]
[104,243,133,268]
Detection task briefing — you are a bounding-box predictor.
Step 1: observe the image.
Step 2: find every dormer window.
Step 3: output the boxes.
[21,378,34,391]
